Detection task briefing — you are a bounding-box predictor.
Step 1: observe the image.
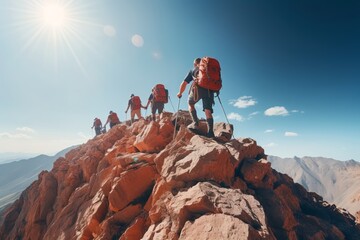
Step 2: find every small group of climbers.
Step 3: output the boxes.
[92,57,222,138]
[124,85,169,123]
[91,110,121,136]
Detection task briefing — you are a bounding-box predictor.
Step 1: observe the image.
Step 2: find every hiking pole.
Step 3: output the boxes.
[168,95,176,112]
[173,97,181,140]
[217,95,235,139]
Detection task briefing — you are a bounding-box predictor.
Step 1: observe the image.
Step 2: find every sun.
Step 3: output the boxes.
[40,3,69,28]
[10,0,101,73]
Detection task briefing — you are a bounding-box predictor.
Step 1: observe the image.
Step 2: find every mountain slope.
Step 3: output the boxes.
[268,156,360,219]
[0,146,77,212]
[1,112,359,240]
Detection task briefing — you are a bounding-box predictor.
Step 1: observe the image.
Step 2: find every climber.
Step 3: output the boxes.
[125,94,146,123]
[104,111,121,129]
[177,57,221,138]
[145,84,169,121]
[91,117,102,136]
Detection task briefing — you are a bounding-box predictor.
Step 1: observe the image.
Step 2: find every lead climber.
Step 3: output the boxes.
[176,57,222,138]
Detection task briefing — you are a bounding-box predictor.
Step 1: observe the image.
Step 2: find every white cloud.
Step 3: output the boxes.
[247,111,259,120]
[264,106,289,116]
[292,109,305,114]
[230,96,257,108]
[16,127,35,133]
[131,34,144,47]
[227,112,244,122]
[103,25,116,37]
[0,132,32,139]
[265,142,277,147]
[264,129,274,133]
[249,111,259,116]
[284,131,298,137]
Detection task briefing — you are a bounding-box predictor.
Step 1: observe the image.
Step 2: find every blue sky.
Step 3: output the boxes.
[0,0,359,161]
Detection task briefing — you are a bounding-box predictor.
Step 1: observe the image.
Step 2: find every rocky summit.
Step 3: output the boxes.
[1,112,359,240]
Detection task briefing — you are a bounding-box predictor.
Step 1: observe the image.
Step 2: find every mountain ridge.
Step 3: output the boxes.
[0,145,78,213]
[268,155,360,221]
[1,112,359,239]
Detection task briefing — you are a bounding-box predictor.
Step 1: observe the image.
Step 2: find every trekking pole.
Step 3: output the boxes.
[217,95,235,139]
[168,96,176,112]
[173,97,181,140]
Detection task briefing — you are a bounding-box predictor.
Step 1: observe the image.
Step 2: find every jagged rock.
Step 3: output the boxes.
[1,112,360,240]
[108,164,157,212]
[240,158,272,187]
[214,122,233,142]
[179,214,269,240]
[171,110,193,128]
[155,133,235,186]
[147,182,272,239]
[134,117,174,153]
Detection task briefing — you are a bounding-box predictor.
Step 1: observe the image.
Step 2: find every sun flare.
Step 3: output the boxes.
[40,3,68,28]
[11,0,102,73]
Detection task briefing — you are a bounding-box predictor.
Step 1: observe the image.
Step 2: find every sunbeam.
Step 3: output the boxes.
[9,0,101,74]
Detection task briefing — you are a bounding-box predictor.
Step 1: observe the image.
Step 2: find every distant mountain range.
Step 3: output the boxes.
[0,153,38,164]
[268,156,360,218]
[0,146,77,212]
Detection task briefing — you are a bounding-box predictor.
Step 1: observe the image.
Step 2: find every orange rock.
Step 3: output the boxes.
[157,135,235,186]
[119,214,149,240]
[108,164,157,212]
[2,117,360,240]
[240,158,271,187]
[179,214,270,240]
[134,118,174,153]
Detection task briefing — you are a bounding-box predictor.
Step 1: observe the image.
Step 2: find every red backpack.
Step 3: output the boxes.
[109,112,120,123]
[131,96,141,110]
[196,57,222,91]
[152,84,168,103]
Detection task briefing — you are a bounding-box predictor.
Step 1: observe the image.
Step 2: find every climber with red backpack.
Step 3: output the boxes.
[91,117,103,136]
[104,111,121,129]
[177,57,222,138]
[125,94,146,123]
[145,84,169,121]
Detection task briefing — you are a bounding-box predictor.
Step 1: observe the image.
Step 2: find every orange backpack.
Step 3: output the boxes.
[196,57,222,91]
[131,96,141,110]
[152,84,168,103]
[109,112,120,123]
